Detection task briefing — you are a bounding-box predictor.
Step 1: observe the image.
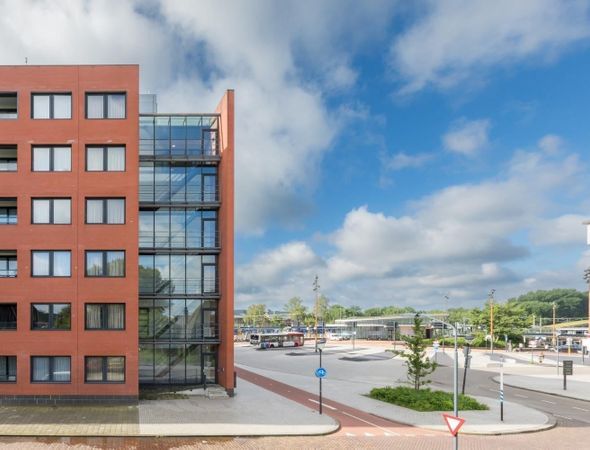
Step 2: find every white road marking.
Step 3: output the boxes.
[384,432,396,437]
[345,432,355,437]
[541,400,556,404]
[488,389,500,393]
[515,394,528,398]
[340,411,400,436]
[573,407,589,412]
[404,434,416,437]
[364,432,375,437]
[555,414,573,420]
[307,398,337,410]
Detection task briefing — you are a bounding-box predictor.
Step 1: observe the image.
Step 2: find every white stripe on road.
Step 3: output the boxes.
[541,400,556,404]
[555,414,573,420]
[307,399,337,410]
[340,410,400,436]
[514,394,528,398]
[573,407,590,412]
[345,432,355,437]
[364,432,374,437]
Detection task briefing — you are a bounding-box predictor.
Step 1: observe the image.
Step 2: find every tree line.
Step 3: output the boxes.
[240,289,589,342]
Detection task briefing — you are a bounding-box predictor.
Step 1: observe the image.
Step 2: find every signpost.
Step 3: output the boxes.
[316,340,326,414]
[442,413,465,437]
[563,360,573,390]
[461,344,471,395]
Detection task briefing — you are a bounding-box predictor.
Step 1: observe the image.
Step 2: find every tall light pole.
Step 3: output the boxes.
[419,313,459,450]
[443,294,450,353]
[553,301,559,375]
[489,289,496,354]
[313,275,320,351]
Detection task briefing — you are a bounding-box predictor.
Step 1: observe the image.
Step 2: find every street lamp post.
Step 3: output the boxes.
[419,313,459,450]
[489,289,495,354]
[313,275,320,352]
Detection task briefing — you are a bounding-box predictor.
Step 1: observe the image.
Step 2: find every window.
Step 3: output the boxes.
[86,146,125,171]
[31,356,71,382]
[0,93,17,119]
[31,303,71,330]
[86,93,126,119]
[32,198,71,224]
[85,303,125,330]
[32,146,71,172]
[85,251,125,277]
[0,356,16,382]
[0,198,17,225]
[0,252,17,278]
[0,304,17,330]
[85,356,125,383]
[0,146,17,171]
[86,198,125,224]
[32,251,71,277]
[32,93,71,119]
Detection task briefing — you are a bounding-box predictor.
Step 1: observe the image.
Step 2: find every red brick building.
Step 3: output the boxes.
[0,65,234,403]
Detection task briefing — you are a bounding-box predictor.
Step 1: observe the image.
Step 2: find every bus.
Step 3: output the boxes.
[252,332,305,349]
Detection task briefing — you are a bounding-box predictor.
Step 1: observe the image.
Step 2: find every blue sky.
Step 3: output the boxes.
[2,0,590,310]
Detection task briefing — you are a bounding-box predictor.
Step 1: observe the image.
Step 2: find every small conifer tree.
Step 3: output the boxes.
[397,315,438,390]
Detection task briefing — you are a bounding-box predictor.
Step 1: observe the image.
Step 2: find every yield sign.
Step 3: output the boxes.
[442,414,465,436]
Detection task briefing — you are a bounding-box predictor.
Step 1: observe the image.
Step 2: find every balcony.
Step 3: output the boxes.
[0,198,16,224]
[140,115,220,160]
[0,251,17,278]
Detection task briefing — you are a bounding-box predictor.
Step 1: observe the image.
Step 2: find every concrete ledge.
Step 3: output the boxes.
[492,374,590,402]
[0,395,138,406]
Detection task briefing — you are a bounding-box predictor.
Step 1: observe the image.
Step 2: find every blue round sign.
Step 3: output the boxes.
[315,367,327,378]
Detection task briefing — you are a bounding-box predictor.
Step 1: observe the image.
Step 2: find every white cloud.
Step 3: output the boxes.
[538,134,565,155]
[442,118,490,156]
[390,0,590,93]
[237,143,589,309]
[382,152,434,170]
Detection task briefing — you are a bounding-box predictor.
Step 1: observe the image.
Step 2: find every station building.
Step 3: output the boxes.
[0,65,234,403]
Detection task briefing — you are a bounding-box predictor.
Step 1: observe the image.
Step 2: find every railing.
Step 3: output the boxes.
[0,216,17,225]
[0,321,17,329]
[139,277,218,295]
[0,160,17,171]
[139,231,219,249]
[0,270,17,278]
[139,325,221,341]
[140,140,219,158]
[139,188,219,203]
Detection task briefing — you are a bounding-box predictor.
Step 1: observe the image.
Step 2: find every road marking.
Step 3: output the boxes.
[515,394,528,398]
[573,407,589,412]
[488,388,500,393]
[364,432,374,437]
[340,411,400,436]
[307,399,337,410]
[541,400,556,404]
[404,434,416,437]
[555,414,573,420]
[384,432,396,436]
[345,432,355,437]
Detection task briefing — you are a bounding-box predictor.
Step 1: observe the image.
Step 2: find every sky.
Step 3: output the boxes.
[2,0,590,311]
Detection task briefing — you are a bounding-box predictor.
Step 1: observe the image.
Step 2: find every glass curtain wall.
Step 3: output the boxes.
[139,114,220,386]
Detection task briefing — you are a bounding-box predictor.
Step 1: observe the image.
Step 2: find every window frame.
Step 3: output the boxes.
[0,207,17,225]
[31,198,72,225]
[0,355,16,382]
[0,255,17,278]
[85,250,126,278]
[30,93,72,120]
[30,303,71,331]
[85,198,126,224]
[31,250,72,278]
[84,356,126,383]
[31,145,72,172]
[85,145,126,172]
[85,92,127,120]
[30,356,71,383]
[0,303,17,330]
[0,92,18,119]
[84,303,126,330]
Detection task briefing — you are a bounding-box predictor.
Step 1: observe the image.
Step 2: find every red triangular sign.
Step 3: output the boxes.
[442,414,465,436]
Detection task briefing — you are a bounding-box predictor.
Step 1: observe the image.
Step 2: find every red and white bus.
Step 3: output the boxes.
[253,332,305,349]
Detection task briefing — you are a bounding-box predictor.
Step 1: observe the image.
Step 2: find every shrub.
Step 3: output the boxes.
[369,386,488,412]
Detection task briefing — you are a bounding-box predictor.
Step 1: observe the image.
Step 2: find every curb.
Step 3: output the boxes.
[492,376,590,403]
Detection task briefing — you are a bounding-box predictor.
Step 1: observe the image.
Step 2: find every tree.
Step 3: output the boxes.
[396,316,438,390]
[285,297,307,325]
[315,294,329,322]
[243,304,267,328]
[506,289,587,320]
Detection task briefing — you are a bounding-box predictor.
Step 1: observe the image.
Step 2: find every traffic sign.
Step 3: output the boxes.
[563,360,573,375]
[442,413,465,436]
[315,367,327,378]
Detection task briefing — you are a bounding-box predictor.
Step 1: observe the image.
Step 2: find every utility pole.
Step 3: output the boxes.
[313,275,320,352]
[584,268,590,338]
[489,289,495,354]
[553,302,559,375]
